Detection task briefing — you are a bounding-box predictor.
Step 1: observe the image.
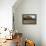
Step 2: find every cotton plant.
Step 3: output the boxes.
[5,28,11,36]
[0,27,5,38]
[0,27,5,33]
[0,27,6,44]
[0,27,10,38]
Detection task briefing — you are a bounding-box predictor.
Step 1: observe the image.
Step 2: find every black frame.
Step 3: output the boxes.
[22,14,37,24]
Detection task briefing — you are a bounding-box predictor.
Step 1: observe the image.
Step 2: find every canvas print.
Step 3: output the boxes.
[22,14,37,24]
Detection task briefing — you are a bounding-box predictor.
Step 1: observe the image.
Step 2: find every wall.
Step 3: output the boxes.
[41,0,46,46]
[13,0,41,46]
[0,0,16,30]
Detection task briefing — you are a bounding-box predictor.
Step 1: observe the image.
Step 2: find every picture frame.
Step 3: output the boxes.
[22,14,37,24]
